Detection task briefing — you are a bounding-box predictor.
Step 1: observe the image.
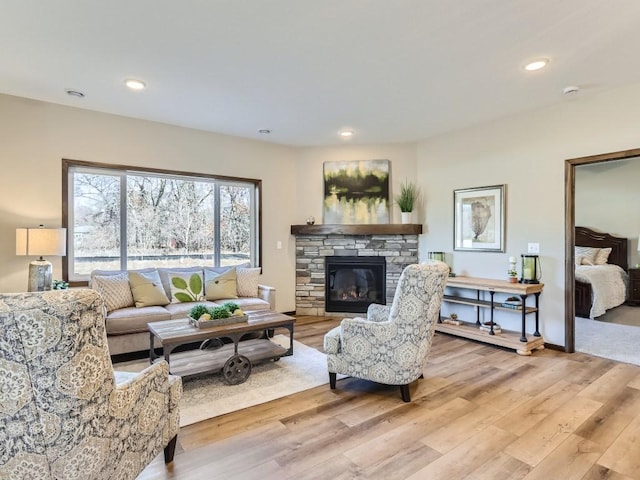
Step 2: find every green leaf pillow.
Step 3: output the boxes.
[169,272,205,303]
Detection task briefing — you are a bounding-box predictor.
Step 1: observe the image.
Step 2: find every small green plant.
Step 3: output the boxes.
[508,269,518,277]
[208,306,231,319]
[189,304,209,319]
[222,301,240,314]
[52,279,69,290]
[394,181,419,212]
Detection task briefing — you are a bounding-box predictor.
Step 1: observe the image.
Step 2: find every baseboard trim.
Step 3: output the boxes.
[544,342,566,352]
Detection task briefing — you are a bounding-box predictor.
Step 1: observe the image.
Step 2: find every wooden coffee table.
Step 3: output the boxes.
[148,310,295,384]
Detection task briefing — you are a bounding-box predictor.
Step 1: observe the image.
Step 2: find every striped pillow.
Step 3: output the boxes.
[92,272,135,312]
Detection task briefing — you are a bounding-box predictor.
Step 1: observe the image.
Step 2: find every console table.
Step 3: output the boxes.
[436,276,544,355]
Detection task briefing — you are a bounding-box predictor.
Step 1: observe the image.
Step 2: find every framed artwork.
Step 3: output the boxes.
[323,159,390,224]
[454,184,505,252]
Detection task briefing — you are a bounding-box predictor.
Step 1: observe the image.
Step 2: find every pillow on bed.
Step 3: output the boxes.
[594,247,612,265]
[575,246,599,266]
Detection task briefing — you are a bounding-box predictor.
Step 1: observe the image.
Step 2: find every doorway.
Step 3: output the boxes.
[565,147,640,353]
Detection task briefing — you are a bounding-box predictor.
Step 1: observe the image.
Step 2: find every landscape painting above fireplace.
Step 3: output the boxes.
[323,159,390,224]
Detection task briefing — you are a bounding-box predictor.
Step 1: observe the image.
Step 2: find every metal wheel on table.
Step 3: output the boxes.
[199,338,224,350]
[222,354,252,385]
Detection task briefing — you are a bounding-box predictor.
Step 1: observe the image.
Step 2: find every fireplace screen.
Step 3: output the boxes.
[325,256,386,313]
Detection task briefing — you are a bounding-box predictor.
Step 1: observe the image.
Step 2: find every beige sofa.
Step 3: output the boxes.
[89,265,276,355]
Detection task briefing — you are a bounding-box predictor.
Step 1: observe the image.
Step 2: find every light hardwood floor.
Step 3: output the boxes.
[138,316,640,480]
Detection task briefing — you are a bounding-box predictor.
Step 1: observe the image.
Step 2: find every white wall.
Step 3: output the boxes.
[0,94,299,312]
[416,82,640,346]
[576,158,640,266]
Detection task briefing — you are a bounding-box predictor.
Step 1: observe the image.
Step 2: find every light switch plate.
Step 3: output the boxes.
[527,243,540,254]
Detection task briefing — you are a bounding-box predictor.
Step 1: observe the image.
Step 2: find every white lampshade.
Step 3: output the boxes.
[16,226,67,257]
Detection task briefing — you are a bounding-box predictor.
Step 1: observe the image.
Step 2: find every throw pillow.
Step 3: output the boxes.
[92,272,134,313]
[169,271,205,303]
[205,268,238,300]
[128,271,170,307]
[237,267,261,297]
[594,247,612,265]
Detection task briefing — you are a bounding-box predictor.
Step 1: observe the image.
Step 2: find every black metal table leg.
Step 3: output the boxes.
[519,294,528,342]
[149,332,157,364]
[476,290,481,325]
[534,292,541,337]
[282,323,295,356]
[489,291,495,335]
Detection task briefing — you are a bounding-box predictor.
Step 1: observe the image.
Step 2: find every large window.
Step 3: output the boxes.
[63,160,261,283]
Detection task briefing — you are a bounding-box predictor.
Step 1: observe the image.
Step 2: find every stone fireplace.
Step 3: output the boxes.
[291,224,421,316]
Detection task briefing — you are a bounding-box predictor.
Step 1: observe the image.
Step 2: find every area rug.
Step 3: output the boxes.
[113,335,330,426]
[575,316,640,366]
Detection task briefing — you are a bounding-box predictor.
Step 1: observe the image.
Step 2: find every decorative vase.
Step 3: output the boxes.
[401,211,412,224]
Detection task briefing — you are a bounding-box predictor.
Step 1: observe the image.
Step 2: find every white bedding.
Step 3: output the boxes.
[575,264,628,318]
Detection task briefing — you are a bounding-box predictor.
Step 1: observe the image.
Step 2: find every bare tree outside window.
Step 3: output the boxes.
[220,185,251,265]
[73,173,121,273]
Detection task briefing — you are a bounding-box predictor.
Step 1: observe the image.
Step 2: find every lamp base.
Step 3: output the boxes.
[519,279,540,284]
[28,258,52,292]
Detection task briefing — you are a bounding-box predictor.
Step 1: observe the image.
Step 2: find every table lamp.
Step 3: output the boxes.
[16,225,67,291]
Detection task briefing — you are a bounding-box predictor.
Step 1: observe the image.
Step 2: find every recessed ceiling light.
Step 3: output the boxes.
[524,58,549,71]
[258,129,271,134]
[563,85,580,95]
[65,89,85,98]
[340,130,354,138]
[125,79,146,90]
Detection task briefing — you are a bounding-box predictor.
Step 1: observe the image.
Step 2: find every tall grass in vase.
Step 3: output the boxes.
[395,181,419,223]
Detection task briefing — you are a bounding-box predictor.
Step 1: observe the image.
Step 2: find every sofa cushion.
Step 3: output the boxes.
[164,301,220,319]
[92,272,135,312]
[105,306,172,335]
[215,297,270,312]
[128,271,171,307]
[204,268,238,300]
[237,267,261,297]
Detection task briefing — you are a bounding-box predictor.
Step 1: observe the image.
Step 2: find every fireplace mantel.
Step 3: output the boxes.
[290,224,422,235]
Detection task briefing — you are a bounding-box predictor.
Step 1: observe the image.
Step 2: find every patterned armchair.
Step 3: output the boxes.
[0,289,182,480]
[324,262,449,402]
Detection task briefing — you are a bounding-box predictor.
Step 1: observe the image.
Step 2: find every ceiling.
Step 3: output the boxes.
[3,0,640,147]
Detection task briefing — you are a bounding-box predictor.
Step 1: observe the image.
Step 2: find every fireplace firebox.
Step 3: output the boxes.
[325,256,386,313]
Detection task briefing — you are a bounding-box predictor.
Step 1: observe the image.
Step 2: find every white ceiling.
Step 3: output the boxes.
[2,0,640,147]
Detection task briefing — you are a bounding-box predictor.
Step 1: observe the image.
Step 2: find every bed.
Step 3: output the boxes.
[575,226,628,318]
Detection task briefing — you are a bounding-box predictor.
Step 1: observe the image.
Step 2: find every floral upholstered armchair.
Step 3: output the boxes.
[0,289,182,480]
[324,262,449,402]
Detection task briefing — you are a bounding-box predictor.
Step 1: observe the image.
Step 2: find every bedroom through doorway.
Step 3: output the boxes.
[566,150,640,363]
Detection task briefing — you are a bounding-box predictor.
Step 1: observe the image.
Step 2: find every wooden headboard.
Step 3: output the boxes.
[575,226,628,271]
